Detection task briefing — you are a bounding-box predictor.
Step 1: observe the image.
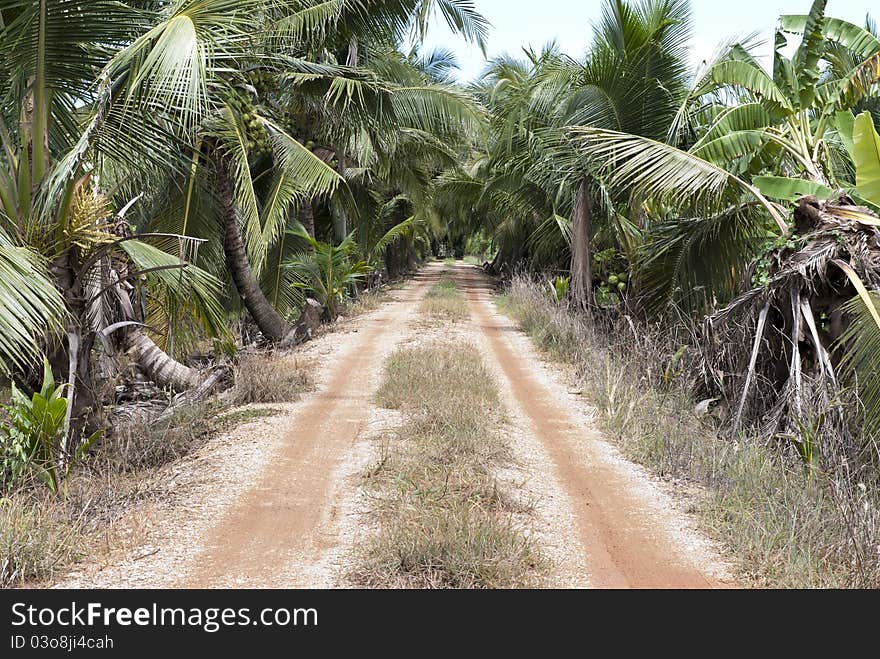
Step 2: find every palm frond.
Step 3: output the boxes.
[568,126,788,231]
[119,238,228,341]
[0,228,66,375]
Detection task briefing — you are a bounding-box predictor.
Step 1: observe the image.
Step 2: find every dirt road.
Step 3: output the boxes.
[181,268,440,587]
[57,261,729,588]
[455,265,729,588]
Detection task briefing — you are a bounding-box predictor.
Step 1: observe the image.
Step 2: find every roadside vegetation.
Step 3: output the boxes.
[499,275,880,587]
[1,355,311,587]
[0,0,485,585]
[432,0,880,586]
[353,334,546,588]
[229,353,314,406]
[3,0,880,589]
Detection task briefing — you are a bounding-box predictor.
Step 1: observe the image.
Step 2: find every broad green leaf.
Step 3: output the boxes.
[792,0,827,109]
[41,357,55,394]
[853,112,880,205]
[780,15,880,60]
[707,60,792,113]
[753,175,833,202]
[690,130,768,164]
[835,110,855,159]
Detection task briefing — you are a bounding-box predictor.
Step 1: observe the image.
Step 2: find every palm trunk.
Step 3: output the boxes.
[301,198,316,240]
[216,151,291,342]
[333,145,347,242]
[124,330,201,390]
[570,176,593,309]
[48,251,97,438]
[110,277,202,391]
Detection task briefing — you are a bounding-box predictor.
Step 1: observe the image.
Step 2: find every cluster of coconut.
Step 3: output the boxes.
[605,271,627,293]
[226,89,272,158]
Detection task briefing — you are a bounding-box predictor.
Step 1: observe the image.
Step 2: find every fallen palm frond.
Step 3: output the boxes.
[708,193,880,448]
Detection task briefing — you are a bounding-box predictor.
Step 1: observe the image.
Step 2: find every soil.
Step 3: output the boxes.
[53,261,733,589]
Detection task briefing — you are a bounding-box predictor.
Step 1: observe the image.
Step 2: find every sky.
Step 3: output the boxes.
[419,0,873,82]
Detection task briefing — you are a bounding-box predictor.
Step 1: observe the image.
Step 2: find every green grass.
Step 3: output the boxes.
[351,340,546,588]
[497,274,880,588]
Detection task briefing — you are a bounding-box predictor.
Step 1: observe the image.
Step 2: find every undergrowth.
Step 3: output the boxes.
[498,273,880,588]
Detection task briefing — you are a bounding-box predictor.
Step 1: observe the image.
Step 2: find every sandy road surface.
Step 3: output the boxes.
[55,261,729,588]
[455,264,730,588]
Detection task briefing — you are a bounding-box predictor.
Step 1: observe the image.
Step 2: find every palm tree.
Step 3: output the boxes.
[143,0,488,342]
[571,0,880,311]
[0,1,244,434]
[567,0,880,435]
[446,0,693,307]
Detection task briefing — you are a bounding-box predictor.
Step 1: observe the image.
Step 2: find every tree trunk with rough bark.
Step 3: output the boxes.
[123,330,201,390]
[333,145,347,242]
[48,250,97,438]
[301,198,316,239]
[215,150,292,342]
[570,176,594,309]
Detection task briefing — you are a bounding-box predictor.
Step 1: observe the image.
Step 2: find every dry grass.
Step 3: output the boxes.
[0,400,264,588]
[352,340,546,588]
[419,278,469,321]
[498,274,880,588]
[340,286,390,318]
[0,353,312,588]
[0,493,86,587]
[229,352,314,405]
[97,403,281,473]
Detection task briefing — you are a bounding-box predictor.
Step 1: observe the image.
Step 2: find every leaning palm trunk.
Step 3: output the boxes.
[570,177,593,308]
[123,330,201,390]
[215,152,291,342]
[102,264,204,392]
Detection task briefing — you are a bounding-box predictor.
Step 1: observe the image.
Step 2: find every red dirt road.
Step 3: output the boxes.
[457,264,726,588]
[180,269,440,587]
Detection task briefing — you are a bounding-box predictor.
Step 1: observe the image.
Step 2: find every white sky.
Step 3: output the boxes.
[419,0,873,81]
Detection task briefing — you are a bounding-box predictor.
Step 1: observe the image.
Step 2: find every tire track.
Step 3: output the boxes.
[181,266,442,587]
[456,264,730,588]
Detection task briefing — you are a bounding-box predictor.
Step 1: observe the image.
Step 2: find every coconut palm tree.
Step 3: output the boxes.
[141,0,488,342]
[570,0,880,311]
[566,0,880,437]
[0,0,253,434]
[444,0,694,307]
